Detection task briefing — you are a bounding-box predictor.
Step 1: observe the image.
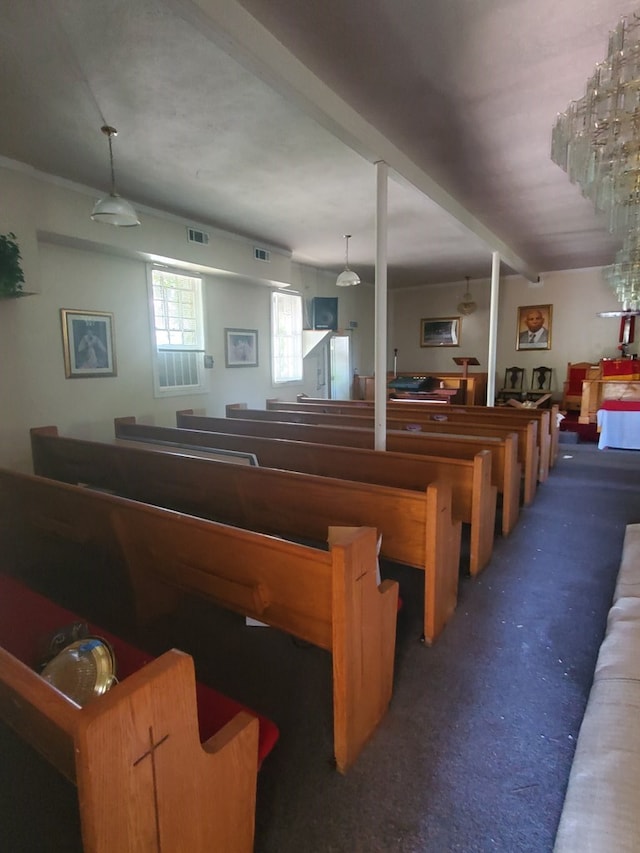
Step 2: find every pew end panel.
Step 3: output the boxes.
[468,450,497,577]
[423,481,461,644]
[0,636,259,853]
[75,652,259,853]
[327,526,399,771]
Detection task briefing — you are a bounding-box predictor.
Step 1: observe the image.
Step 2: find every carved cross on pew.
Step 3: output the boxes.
[133,725,170,853]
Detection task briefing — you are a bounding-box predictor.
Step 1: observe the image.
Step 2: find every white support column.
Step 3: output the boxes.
[486,251,500,406]
[374,161,388,450]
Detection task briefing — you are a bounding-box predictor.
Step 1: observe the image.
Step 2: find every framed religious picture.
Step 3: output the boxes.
[60,309,116,378]
[225,328,259,367]
[420,316,461,347]
[516,304,552,351]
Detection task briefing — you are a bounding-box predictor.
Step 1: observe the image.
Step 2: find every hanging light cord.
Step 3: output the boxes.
[344,234,352,269]
[102,126,118,195]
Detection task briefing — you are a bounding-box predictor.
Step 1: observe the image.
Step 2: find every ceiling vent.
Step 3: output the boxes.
[254,246,271,262]
[187,227,209,246]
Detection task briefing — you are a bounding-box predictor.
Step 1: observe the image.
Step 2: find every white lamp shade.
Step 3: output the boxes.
[91,193,140,227]
[336,268,360,287]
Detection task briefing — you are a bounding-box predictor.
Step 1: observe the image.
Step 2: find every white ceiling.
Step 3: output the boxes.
[1,0,638,289]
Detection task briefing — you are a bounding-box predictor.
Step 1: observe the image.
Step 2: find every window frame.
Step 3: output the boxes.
[271,290,303,386]
[147,264,207,397]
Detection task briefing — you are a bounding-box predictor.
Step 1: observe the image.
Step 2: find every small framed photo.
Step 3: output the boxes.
[516,304,552,351]
[420,316,460,347]
[60,309,116,378]
[225,328,259,367]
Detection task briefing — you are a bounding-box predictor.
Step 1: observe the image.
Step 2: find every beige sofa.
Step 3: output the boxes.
[554,523,640,852]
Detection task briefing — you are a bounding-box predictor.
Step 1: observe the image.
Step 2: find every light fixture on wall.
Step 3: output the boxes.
[336,234,360,287]
[91,125,140,227]
[457,276,477,315]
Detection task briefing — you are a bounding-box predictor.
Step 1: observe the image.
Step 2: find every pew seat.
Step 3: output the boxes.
[0,571,279,853]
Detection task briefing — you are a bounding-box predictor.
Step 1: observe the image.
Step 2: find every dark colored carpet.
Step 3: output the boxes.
[2,444,640,852]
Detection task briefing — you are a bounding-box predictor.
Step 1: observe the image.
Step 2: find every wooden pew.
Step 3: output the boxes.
[285,396,559,475]
[0,573,268,853]
[30,426,453,646]
[114,416,497,577]
[176,410,521,537]
[226,403,539,506]
[4,462,398,774]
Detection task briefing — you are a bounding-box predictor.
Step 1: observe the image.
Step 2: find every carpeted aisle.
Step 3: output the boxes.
[246,443,640,853]
[1,443,639,852]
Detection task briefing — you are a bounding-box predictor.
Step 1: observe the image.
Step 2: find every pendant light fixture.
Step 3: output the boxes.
[336,234,360,287]
[91,125,140,227]
[457,276,477,315]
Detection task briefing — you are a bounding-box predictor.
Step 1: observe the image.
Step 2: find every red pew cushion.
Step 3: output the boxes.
[0,573,279,764]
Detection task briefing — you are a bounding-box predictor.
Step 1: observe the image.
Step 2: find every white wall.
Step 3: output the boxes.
[3,158,621,472]
[391,266,623,402]
[0,163,375,470]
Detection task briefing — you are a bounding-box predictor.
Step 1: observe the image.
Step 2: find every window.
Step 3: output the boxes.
[271,290,303,384]
[148,266,206,395]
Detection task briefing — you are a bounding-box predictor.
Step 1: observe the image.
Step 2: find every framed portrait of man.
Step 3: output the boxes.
[516,305,552,351]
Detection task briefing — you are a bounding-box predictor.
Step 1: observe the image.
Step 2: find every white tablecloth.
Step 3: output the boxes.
[597,408,640,450]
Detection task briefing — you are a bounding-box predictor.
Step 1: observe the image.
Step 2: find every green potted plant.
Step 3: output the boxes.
[0,232,25,297]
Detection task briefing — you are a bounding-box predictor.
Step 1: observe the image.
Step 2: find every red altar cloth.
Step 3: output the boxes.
[600,400,640,411]
[601,358,640,380]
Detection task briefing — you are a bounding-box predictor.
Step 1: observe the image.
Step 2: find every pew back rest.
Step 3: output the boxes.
[2,465,398,773]
[115,418,485,517]
[30,428,456,646]
[113,418,496,577]
[31,428,448,582]
[176,410,521,524]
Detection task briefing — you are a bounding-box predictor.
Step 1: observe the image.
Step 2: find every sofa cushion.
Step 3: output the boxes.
[595,597,640,682]
[613,523,640,602]
[553,679,640,853]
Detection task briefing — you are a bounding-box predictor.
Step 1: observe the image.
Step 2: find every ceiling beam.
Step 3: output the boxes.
[170,0,539,283]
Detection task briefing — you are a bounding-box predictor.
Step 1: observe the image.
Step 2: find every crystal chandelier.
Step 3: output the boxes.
[551,10,640,309]
[457,276,477,315]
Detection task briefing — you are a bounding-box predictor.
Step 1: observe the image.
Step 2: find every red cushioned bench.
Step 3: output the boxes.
[0,572,279,853]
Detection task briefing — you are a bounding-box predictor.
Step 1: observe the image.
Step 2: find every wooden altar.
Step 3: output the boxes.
[579,359,640,424]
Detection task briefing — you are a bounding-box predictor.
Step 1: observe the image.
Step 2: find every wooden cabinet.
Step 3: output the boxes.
[353,372,488,406]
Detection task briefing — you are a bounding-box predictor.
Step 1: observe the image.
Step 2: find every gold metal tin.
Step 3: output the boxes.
[41,637,116,707]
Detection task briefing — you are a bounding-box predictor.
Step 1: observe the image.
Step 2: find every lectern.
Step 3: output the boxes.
[453,356,480,379]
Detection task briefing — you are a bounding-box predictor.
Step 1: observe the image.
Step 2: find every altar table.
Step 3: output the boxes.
[597,400,640,450]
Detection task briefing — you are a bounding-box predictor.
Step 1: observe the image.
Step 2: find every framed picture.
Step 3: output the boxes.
[225,328,259,367]
[420,316,461,347]
[516,304,552,351]
[60,309,116,378]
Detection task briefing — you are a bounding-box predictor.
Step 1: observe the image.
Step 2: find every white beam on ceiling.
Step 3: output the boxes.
[170,0,540,283]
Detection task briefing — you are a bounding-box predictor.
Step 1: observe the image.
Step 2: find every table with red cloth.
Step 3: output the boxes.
[600,359,640,380]
[597,399,640,450]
